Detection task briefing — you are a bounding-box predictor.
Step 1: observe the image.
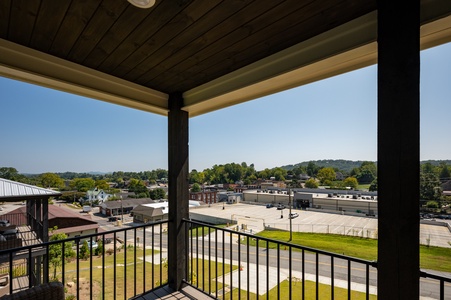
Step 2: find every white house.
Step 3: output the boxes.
[84,187,111,204]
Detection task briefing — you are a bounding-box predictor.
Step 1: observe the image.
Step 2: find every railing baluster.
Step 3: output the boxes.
[143,226,146,293]
[151,224,154,290]
[190,223,193,286]
[223,229,225,300]
[102,235,105,300]
[277,243,280,299]
[124,230,127,300]
[347,260,351,300]
[134,227,137,296]
[202,226,205,292]
[316,252,319,300]
[289,245,292,300]
[331,256,334,300]
[230,228,233,298]
[302,249,305,300]
[247,235,250,300]
[89,236,93,300]
[114,231,117,300]
[256,237,259,298]
[366,263,369,300]
[196,226,199,288]
[266,240,269,300]
[159,223,162,287]
[208,226,211,294]
[76,241,79,300]
[238,231,241,299]
[215,227,218,299]
[185,221,189,288]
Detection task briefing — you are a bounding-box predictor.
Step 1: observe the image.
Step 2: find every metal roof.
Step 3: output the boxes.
[0,177,62,201]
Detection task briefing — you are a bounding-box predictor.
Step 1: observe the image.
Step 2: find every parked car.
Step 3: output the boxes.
[266,204,273,208]
[289,213,299,219]
[87,241,98,249]
[0,220,10,227]
[276,204,285,210]
[108,216,120,222]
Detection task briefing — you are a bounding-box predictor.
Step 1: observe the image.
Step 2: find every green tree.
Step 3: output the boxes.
[305,178,319,188]
[420,172,442,201]
[356,161,377,184]
[149,188,166,199]
[273,167,287,181]
[369,178,378,191]
[0,167,23,181]
[421,162,436,174]
[70,178,96,192]
[343,177,358,189]
[128,178,148,194]
[94,240,103,256]
[439,163,450,181]
[191,183,201,193]
[425,201,439,209]
[189,169,205,184]
[306,162,319,177]
[39,173,64,189]
[317,167,336,184]
[49,229,75,280]
[80,240,90,260]
[95,179,110,190]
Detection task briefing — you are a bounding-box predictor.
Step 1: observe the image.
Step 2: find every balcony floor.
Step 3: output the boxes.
[131,284,216,300]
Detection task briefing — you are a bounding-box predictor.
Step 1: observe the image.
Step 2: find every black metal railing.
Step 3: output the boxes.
[183,219,451,300]
[0,220,168,299]
[0,218,450,299]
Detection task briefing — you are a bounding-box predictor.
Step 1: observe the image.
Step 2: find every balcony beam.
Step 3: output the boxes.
[377,1,420,299]
[167,92,189,290]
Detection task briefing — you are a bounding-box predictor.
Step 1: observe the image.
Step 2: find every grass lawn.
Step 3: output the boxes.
[189,224,227,237]
[57,247,235,300]
[251,231,451,272]
[357,184,371,190]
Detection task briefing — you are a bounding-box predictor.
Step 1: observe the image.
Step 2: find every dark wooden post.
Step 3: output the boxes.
[167,92,189,290]
[377,1,420,299]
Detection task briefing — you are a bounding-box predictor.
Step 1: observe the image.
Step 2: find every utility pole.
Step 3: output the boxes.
[289,187,292,241]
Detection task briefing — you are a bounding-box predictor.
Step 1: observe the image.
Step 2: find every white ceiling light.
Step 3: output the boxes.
[128,0,156,8]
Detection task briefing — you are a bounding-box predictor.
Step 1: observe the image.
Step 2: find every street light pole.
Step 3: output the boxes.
[120,196,123,222]
[289,188,292,241]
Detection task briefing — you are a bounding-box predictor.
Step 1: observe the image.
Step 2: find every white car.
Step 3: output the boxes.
[289,213,299,219]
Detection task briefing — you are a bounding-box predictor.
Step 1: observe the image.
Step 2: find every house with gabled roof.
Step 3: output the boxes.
[84,187,111,204]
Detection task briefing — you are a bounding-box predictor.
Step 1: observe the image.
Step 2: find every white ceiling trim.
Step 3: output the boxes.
[0,38,169,116]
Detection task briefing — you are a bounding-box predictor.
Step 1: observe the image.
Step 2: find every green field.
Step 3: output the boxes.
[251,231,451,272]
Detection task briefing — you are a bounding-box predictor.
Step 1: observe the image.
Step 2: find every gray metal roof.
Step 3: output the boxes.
[0,177,62,201]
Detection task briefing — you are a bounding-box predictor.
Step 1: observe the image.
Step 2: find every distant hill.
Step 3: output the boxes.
[281,160,371,173]
[420,160,451,166]
[281,159,451,173]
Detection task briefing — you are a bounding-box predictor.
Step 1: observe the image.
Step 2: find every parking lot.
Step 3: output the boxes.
[189,202,451,248]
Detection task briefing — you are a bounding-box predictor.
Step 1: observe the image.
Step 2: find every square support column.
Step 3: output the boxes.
[167,92,189,290]
[377,1,420,299]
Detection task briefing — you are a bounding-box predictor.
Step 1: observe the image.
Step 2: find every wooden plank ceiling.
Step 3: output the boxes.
[0,0,450,116]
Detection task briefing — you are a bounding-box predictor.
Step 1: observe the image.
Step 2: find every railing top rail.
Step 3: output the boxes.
[183,218,377,267]
[420,270,451,282]
[0,220,169,254]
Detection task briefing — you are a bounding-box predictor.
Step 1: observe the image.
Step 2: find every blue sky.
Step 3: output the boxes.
[1,42,450,174]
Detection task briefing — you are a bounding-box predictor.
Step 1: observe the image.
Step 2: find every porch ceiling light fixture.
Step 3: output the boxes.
[128,0,156,8]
